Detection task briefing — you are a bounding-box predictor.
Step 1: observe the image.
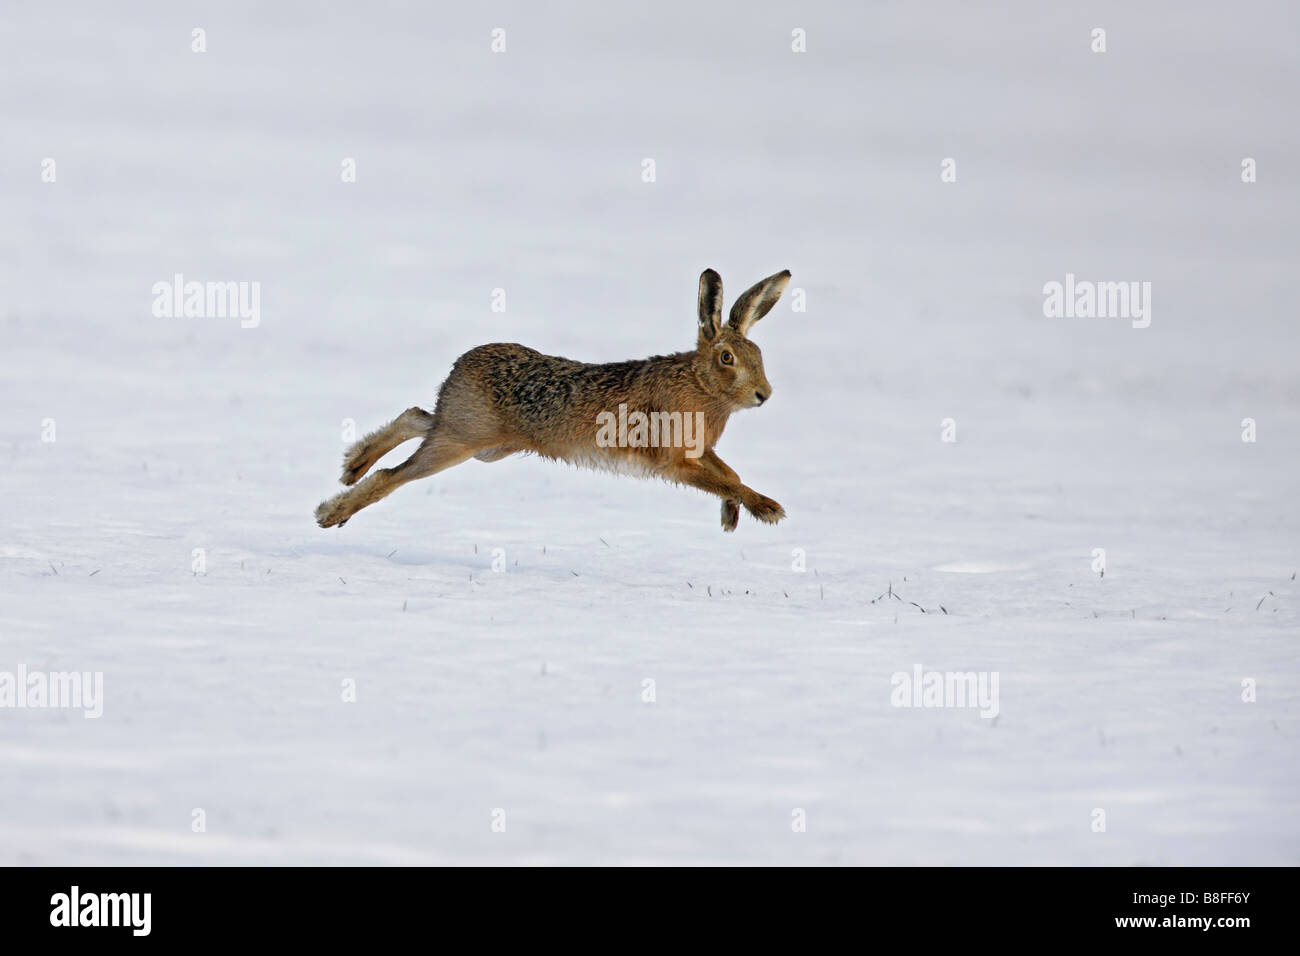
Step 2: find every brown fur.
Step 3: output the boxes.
[315,269,791,532]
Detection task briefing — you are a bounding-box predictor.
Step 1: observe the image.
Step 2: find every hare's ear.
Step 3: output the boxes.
[728,270,791,336]
[697,268,724,342]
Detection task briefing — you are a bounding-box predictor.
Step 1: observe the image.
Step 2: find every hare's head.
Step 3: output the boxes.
[694,268,790,410]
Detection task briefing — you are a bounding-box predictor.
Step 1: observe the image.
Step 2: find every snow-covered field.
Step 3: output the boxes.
[2,1,1297,865]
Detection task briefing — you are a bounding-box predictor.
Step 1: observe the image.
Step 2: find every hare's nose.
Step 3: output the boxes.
[754,391,768,405]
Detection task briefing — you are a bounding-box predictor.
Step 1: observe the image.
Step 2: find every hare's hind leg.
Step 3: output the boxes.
[341,407,435,486]
[316,432,477,528]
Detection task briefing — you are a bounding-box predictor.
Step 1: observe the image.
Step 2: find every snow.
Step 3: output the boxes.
[1,1,1297,864]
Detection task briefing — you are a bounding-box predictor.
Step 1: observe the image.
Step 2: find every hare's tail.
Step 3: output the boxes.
[340,406,435,486]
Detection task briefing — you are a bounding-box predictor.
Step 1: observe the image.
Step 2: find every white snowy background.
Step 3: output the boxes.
[1,1,1297,864]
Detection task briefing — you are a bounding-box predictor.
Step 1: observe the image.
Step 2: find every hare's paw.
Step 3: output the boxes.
[339,442,372,486]
[745,493,785,524]
[721,498,740,532]
[340,460,367,487]
[315,492,353,528]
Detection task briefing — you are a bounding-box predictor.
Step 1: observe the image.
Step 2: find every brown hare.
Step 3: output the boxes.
[315,268,791,532]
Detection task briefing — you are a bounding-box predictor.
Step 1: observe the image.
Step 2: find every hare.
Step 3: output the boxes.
[315,268,791,532]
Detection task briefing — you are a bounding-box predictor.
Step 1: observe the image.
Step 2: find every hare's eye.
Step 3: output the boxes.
[720,350,734,366]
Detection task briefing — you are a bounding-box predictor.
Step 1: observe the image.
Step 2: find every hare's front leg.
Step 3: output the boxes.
[720,499,741,532]
[698,450,742,531]
[703,450,784,526]
[676,451,785,530]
